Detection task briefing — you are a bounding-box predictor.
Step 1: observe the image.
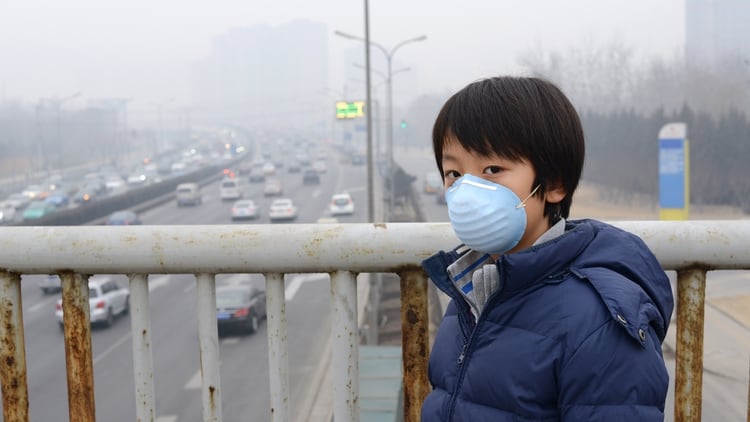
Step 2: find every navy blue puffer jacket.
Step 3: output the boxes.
[421,219,674,421]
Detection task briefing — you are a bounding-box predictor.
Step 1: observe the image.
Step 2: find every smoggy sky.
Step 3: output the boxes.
[0,0,685,114]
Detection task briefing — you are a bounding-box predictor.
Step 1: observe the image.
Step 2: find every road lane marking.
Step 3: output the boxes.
[93,332,132,366]
[286,274,327,301]
[155,416,177,422]
[28,296,59,313]
[185,369,201,389]
[149,275,172,291]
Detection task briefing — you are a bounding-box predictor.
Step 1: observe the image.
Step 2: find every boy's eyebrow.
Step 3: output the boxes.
[441,152,458,162]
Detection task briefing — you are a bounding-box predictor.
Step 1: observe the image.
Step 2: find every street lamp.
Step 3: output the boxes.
[335,30,427,221]
[352,63,410,166]
[52,92,82,170]
[152,97,176,155]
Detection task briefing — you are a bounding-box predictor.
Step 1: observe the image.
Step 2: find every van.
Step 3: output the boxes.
[176,183,202,206]
[220,178,244,200]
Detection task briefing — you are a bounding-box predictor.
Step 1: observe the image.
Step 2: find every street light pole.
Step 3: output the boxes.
[334,30,426,221]
[53,92,82,170]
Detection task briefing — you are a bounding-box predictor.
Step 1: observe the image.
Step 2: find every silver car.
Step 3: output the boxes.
[55,275,130,329]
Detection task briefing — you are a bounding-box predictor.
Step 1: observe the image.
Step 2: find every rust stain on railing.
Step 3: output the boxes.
[674,268,706,422]
[61,271,96,422]
[0,271,29,422]
[399,267,430,422]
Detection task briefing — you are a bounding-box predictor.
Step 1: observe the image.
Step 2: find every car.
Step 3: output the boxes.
[231,199,260,220]
[39,274,61,294]
[44,193,70,208]
[4,193,30,210]
[106,210,142,225]
[237,162,254,176]
[249,171,266,183]
[262,162,277,176]
[302,169,320,185]
[215,284,267,335]
[0,201,17,224]
[22,200,57,221]
[176,183,202,206]
[220,178,244,200]
[329,193,355,216]
[104,176,126,192]
[312,160,327,174]
[73,183,101,204]
[268,198,298,221]
[55,275,130,329]
[287,162,301,173]
[263,178,284,196]
[21,184,47,200]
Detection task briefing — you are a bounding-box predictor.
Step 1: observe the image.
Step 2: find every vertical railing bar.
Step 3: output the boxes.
[399,269,430,422]
[265,272,289,422]
[129,273,155,422]
[331,270,359,422]
[61,271,96,422]
[674,268,706,422]
[196,273,222,422]
[746,354,749,422]
[0,271,29,422]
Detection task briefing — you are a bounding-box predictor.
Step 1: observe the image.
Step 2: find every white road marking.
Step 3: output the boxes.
[184,369,202,390]
[155,416,177,422]
[93,332,132,366]
[28,295,59,313]
[285,274,327,301]
[148,275,172,291]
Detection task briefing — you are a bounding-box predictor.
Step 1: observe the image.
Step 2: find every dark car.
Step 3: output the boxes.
[216,285,267,335]
[302,169,320,185]
[106,210,142,225]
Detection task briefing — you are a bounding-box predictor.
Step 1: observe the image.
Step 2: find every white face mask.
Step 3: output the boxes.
[446,174,540,254]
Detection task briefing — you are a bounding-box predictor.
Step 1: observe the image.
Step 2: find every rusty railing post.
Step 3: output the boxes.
[399,268,430,422]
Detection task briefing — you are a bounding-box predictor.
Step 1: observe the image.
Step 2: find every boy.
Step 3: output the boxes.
[421,76,674,421]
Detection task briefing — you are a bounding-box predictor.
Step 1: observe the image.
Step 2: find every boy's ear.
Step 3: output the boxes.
[544,184,566,204]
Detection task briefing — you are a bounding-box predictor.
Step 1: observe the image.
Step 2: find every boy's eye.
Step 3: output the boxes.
[483,166,502,175]
[444,170,460,179]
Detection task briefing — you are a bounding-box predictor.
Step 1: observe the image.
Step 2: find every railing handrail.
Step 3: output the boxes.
[2,220,749,274]
[1,220,749,422]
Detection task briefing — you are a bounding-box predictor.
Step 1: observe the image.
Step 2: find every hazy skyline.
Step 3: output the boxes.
[0,1,685,118]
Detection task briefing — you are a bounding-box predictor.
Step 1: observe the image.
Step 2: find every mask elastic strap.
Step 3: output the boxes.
[516,184,541,209]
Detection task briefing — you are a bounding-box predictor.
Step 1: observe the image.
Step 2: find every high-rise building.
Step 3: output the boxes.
[685,0,750,69]
[192,20,328,132]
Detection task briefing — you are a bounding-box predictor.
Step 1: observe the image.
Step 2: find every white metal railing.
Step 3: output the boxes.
[0,220,749,422]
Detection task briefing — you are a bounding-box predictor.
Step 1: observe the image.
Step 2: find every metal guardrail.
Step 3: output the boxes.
[0,221,749,421]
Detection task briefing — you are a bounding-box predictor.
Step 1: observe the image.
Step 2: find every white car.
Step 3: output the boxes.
[220,178,244,200]
[55,275,130,329]
[231,199,260,220]
[263,178,284,196]
[0,201,16,224]
[269,198,298,222]
[329,193,355,216]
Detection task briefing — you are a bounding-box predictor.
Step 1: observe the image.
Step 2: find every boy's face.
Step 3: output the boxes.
[440,137,565,253]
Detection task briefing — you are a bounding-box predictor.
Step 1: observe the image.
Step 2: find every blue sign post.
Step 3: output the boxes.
[658,123,689,220]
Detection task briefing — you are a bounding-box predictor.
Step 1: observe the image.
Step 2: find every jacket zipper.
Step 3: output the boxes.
[447,303,482,419]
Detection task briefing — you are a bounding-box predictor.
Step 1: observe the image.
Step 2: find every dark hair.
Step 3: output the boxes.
[432,76,585,224]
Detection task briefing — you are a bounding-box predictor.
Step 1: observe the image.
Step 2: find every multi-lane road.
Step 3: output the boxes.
[15,146,369,421]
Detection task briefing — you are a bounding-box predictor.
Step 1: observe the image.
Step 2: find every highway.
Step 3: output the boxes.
[16,144,368,421]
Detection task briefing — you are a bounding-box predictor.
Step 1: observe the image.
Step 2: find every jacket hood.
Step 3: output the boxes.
[516,218,674,341]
